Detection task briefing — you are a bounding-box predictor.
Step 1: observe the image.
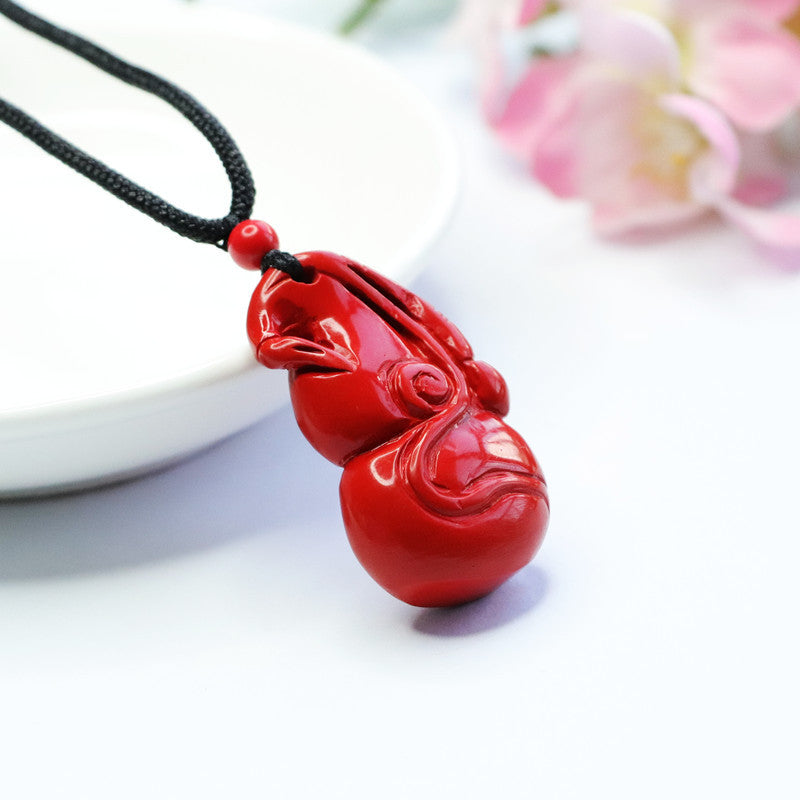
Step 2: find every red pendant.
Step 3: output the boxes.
[232,223,549,607]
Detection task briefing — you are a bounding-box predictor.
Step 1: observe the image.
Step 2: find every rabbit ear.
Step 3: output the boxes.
[296,251,474,368]
[342,258,474,364]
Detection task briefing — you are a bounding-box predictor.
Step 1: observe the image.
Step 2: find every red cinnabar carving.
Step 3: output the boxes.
[246,249,549,607]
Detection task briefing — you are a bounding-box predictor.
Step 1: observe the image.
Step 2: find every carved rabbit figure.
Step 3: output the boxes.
[248,251,549,607]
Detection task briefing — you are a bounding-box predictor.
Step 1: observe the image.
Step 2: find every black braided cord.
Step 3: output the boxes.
[0,0,256,247]
[261,249,307,281]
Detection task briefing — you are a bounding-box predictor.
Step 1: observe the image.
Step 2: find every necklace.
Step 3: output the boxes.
[0,0,549,608]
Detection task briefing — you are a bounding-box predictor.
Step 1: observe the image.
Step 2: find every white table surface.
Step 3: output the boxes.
[1,2,798,798]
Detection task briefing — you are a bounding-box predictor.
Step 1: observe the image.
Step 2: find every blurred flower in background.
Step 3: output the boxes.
[348,0,800,254]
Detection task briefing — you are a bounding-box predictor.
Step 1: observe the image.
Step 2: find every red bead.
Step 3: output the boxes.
[228,219,280,270]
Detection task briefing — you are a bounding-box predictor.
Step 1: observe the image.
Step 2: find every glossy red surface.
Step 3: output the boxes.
[246,249,549,607]
[228,219,280,270]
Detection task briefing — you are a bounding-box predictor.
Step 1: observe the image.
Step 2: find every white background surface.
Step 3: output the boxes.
[1,1,799,798]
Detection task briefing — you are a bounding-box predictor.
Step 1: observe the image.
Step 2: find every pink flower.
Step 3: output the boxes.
[452,1,800,252]
[496,11,743,234]
[499,0,800,131]
[484,5,800,252]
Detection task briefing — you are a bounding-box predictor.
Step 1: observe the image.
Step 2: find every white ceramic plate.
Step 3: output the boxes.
[0,3,458,496]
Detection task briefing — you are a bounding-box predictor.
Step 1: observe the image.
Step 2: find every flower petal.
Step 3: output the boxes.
[518,0,549,25]
[530,85,582,197]
[689,18,800,130]
[493,55,582,160]
[675,0,800,22]
[580,8,681,82]
[689,135,800,250]
[738,0,800,22]
[709,195,800,249]
[534,77,710,232]
[592,197,707,236]
[659,93,740,195]
[732,132,789,205]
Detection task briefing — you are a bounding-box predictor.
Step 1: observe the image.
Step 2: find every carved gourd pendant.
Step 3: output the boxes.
[231,222,549,607]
